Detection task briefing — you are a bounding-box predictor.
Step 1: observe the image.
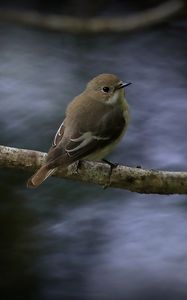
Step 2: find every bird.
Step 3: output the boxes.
[27,73,131,188]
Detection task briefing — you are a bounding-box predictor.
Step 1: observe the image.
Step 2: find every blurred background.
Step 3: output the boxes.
[1,0,187,299]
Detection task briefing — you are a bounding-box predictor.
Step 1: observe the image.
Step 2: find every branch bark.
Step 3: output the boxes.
[0,0,184,33]
[0,145,187,194]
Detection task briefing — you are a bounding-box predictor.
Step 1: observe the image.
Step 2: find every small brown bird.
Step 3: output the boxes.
[27,73,131,188]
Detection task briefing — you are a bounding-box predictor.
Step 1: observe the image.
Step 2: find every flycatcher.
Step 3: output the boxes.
[27,73,131,188]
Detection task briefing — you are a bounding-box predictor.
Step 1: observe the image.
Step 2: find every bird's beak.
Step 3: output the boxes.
[116,82,132,89]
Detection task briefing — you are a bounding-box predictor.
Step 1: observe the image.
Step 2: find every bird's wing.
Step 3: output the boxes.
[46,106,126,167]
[65,131,110,160]
[64,107,126,160]
[52,121,65,147]
[45,120,66,165]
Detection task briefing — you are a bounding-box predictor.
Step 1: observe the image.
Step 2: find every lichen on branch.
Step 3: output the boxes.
[0,145,187,194]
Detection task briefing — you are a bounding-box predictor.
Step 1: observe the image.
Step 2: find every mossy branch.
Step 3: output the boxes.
[0,145,187,194]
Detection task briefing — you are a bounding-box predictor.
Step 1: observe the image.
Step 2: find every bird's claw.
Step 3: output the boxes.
[102,159,118,169]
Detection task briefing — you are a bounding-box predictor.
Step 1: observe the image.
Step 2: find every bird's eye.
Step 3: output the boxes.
[102,86,110,93]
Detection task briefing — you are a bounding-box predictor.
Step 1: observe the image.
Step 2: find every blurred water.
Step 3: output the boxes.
[0,24,187,300]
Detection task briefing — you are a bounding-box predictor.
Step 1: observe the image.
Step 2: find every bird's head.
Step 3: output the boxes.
[86,73,131,105]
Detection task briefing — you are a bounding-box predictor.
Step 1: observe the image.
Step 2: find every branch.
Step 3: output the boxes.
[0,145,187,194]
[0,0,184,33]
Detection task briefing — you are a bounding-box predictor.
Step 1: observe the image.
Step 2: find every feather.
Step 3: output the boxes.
[27,165,56,188]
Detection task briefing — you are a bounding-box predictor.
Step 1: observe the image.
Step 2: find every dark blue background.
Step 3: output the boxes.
[0,14,187,300]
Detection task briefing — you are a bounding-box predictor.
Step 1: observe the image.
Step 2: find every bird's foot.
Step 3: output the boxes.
[102,159,118,189]
[102,159,118,169]
[70,160,83,174]
[75,160,83,173]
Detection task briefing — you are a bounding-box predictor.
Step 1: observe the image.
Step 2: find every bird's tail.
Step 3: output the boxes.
[27,165,56,188]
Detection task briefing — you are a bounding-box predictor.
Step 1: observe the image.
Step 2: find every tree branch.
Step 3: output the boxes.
[0,145,187,194]
[0,0,184,33]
